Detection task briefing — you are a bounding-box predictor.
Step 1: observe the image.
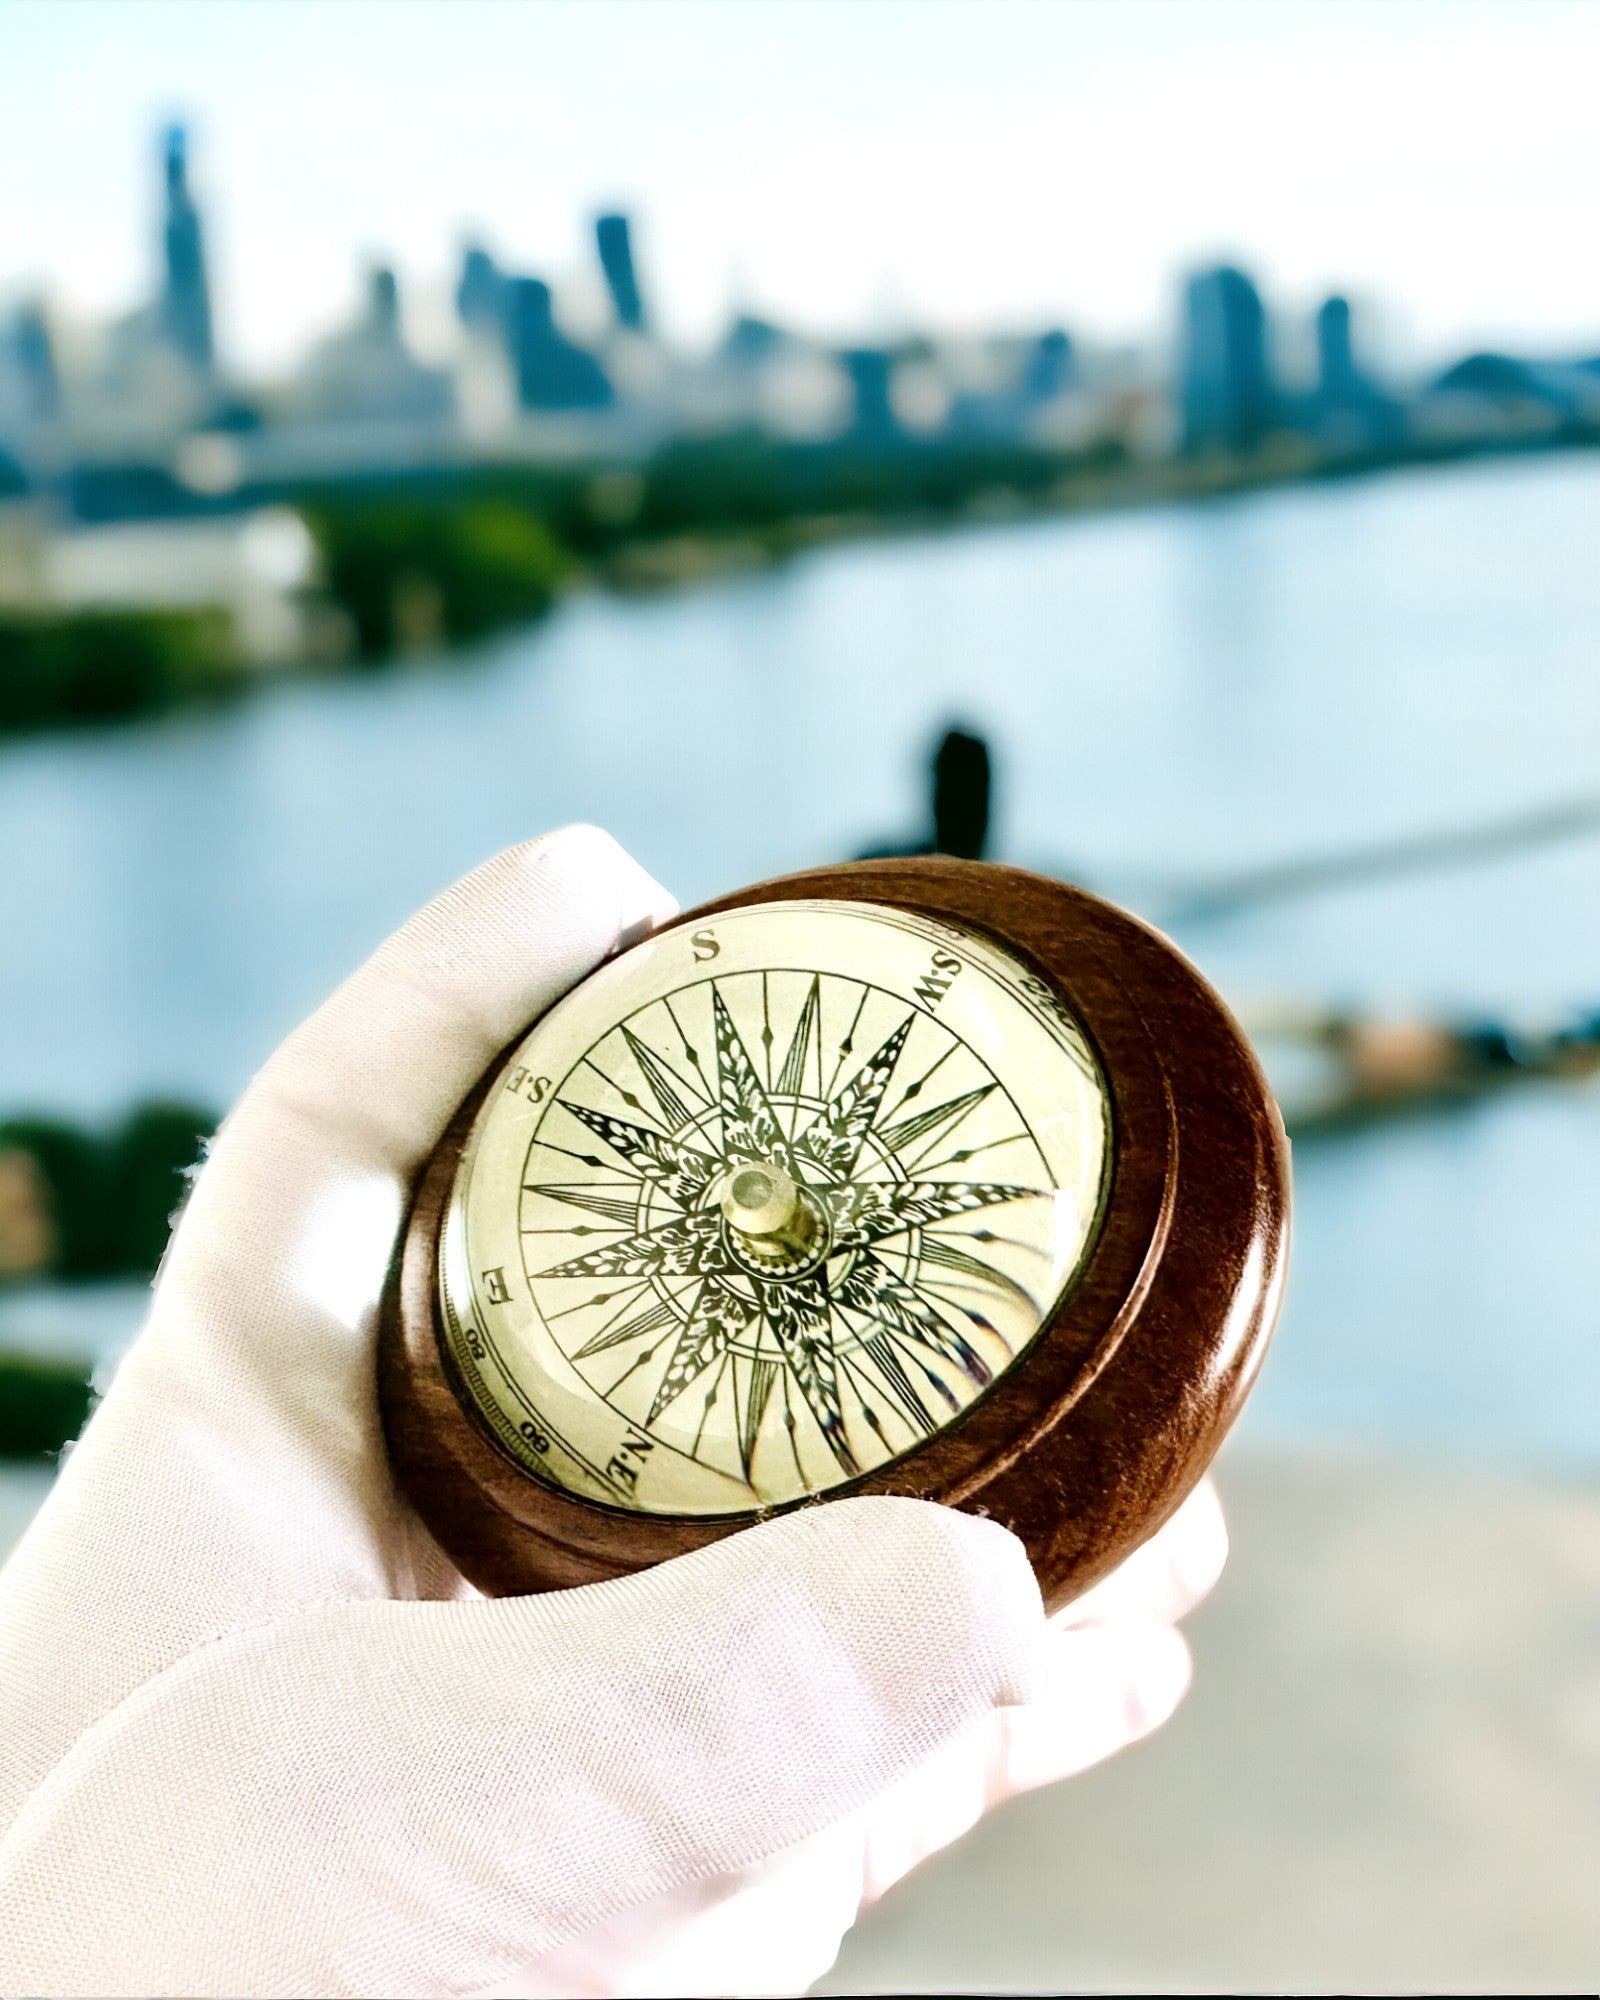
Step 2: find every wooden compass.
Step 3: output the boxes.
[380,858,1289,1612]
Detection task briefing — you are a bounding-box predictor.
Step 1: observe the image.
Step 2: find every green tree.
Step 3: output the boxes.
[0,610,224,732]
[106,1102,213,1276]
[0,1353,95,1460]
[0,1100,212,1280]
[309,501,571,659]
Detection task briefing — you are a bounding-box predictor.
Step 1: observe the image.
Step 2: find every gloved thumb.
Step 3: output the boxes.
[0,1497,1044,2000]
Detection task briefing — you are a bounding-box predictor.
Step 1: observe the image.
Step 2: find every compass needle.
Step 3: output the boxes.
[571,1290,680,1361]
[841,1251,995,1390]
[859,1329,938,1439]
[796,1013,915,1181]
[764,1273,858,1479]
[523,1183,642,1228]
[620,1023,706,1128]
[737,1356,780,1485]
[877,1081,996,1163]
[710,987,789,1165]
[918,1233,1040,1314]
[774,975,821,1100]
[535,1209,719,1281]
[558,1099,719,1204]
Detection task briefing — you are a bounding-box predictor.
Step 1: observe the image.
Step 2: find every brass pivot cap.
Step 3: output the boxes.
[717,1162,828,1271]
[721,1163,802,1237]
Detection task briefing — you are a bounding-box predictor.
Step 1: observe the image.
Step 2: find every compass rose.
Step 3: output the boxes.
[522,973,1052,1496]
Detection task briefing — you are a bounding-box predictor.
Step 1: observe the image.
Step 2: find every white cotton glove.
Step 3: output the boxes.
[0,826,1226,2000]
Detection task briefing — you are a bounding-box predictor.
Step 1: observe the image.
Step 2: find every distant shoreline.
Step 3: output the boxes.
[4,426,1597,740]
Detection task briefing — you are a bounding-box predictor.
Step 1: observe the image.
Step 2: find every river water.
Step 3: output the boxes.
[3,452,1598,1470]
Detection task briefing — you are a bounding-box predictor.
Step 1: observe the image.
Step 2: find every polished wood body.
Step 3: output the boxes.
[379,859,1290,1612]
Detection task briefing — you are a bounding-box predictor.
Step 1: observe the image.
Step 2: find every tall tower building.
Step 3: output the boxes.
[158,123,215,375]
[1179,264,1274,455]
[0,300,59,452]
[506,279,613,411]
[11,303,60,422]
[1315,292,1397,422]
[1019,328,1075,404]
[1315,295,1359,404]
[594,214,646,332]
[366,265,401,342]
[1309,292,1401,446]
[838,349,905,444]
[456,243,506,334]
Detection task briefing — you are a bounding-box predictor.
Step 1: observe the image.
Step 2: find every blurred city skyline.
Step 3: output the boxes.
[4,0,1600,371]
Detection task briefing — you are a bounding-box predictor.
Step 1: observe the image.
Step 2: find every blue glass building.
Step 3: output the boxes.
[594,214,645,332]
[506,279,613,412]
[456,243,507,335]
[1179,264,1275,454]
[158,124,215,375]
[1315,296,1361,407]
[1019,328,1075,404]
[10,303,59,423]
[841,348,901,443]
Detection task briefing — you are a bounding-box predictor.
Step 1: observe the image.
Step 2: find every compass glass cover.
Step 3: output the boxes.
[439,899,1111,1516]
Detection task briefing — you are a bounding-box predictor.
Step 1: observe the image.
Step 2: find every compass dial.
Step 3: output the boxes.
[439,899,1111,1516]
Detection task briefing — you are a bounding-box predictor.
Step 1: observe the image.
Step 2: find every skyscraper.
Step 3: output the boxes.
[289,262,452,425]
[1308,293,1403,447]
[456,243,506,335]
[158,123,215,375]
[0,301,58,452]
[840,348,901,443]
[366,266,401,342]
[1315,295,1360,406]
[1179,265,1274,455]
[594,214,646,332]
[720,315,785,369]
[506,279,613,412]
[11,303,59,422]
[1019,328,1075,404]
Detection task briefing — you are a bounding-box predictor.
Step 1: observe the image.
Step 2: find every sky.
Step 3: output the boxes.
[1,0,1598,377]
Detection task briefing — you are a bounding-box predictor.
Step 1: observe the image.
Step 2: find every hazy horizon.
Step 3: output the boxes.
[2,0,1598,376]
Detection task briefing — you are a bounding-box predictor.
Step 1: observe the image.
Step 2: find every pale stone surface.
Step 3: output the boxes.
[817,1444,1600,1996]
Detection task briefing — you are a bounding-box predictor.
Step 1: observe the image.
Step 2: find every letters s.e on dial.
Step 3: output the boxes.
[438,899,1112,1517]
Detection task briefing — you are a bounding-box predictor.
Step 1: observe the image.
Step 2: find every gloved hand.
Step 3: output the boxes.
[0,826,1226,2000]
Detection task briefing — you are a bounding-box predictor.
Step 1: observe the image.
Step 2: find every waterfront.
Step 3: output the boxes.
[3,451,1600,1470]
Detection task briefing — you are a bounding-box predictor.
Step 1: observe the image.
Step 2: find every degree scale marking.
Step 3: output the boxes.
[439,1204,622,1497]
[441,901,1111,1516]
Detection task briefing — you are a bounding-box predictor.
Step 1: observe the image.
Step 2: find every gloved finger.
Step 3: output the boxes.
[851,1617,1191,1906]
[13,830,673,1725]
[481,1619,1194,1999]
[476,1828,868,1999]
[0,1497,1046,2000]
[1052,1475,1228,1631]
